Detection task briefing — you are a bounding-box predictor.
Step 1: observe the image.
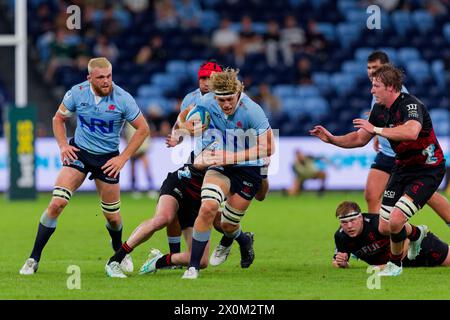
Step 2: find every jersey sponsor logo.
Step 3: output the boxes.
[174,188,183,198]
[242,185,252,197]
[79,115,114,133]
[243,180,253,187]
[108,104,116,111]
[68,159,84,169]
[384,190,395,198]
[406,104,419,118]
[177,166,192,179]
[422,144,438,164]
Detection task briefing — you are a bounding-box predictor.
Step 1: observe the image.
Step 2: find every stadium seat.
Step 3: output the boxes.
[312,72,331,93]
[336,23,362,49]
[443,23,450,43]
[345,9,368,25]
[391,11,412,36]
[316,22,335,41]
[137,85,163,98]
[303,97,329,120]
[330,73,356,96]
[406,60,431,84]
[431,60,446,90]
[397,47,420,66]
[273,85,296,98]
[295,85,320,98]
[200,10,220,32]
[166,60,187,75]
[151,73,176,92]
[337,0,358,15]
[341,60,367,79]
[354,47,374,62]
[377,47,398,64]
[412,10,434,34]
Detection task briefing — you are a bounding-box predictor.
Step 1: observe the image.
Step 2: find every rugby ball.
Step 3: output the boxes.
[186,105,211,128]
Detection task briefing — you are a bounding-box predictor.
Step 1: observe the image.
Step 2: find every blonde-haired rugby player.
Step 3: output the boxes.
[20,57,150,275]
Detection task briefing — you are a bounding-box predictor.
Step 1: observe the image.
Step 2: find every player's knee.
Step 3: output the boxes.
[199,200,220,219]
[221,204,245,226]
[201,183,225,207]
[49,186,72,215]
[48,198,68,217]
[389,211,407,233]
[395,196,419,220]
[220,221,238,234]
[101,200,121,215]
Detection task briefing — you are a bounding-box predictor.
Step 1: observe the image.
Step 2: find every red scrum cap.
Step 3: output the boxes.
[198,60,222,79]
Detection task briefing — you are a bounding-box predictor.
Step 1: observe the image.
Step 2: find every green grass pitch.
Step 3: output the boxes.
[2,191,449,300]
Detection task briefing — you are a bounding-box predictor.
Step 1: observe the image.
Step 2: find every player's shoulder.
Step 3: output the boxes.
[183,88,201,101]
[334,227,348,241]
[238,93,265,115]
[199,92,216,105]
[68,80,90,96]
[112,82,136,103]
[398,92,424,107]
[362,213,378,222]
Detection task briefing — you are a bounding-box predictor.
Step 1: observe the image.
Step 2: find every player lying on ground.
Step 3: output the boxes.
[333,201,450,270]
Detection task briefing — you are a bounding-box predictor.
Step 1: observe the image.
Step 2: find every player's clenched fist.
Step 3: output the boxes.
[333,252,349,268]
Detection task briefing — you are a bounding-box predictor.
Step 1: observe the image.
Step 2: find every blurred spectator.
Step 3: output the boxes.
[425,0,448,16]
[124,0,149,13]
[304,19,329,63]
[238,15,264,55]
[44,29,79,83]
[263,19,281,67]
[253,83,281,117]
[154,0,179,30]
[135,35,168,65]
[211,17,239,55]
[93,35,119,64]
[175,0,203,29]
[285,149,327,197]
[294,57,313,85]
[100,4,126,38]
[280,15,306,66]
[371,0,401,12]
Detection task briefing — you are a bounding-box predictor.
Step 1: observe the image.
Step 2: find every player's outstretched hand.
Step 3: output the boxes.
[60,144,80,164]
[353,118,374,134]
[101,155,127,178]
[309,125,333,143]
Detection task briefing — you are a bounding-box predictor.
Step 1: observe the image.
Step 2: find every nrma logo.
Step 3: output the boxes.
[79,115,114,133]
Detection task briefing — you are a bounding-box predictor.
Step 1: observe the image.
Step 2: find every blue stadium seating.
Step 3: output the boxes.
[406,60,431,84]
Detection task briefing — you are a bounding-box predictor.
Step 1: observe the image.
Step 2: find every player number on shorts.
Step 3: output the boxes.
[422,144,437,165]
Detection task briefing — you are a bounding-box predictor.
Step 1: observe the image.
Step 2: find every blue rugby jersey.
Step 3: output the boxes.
[62,80,141,154]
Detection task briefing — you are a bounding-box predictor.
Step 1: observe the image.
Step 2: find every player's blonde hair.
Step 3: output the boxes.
[88,57,112,74]
[210,67,244,95]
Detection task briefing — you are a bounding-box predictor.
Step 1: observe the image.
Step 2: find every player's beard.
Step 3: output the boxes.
[92,82,112,96]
